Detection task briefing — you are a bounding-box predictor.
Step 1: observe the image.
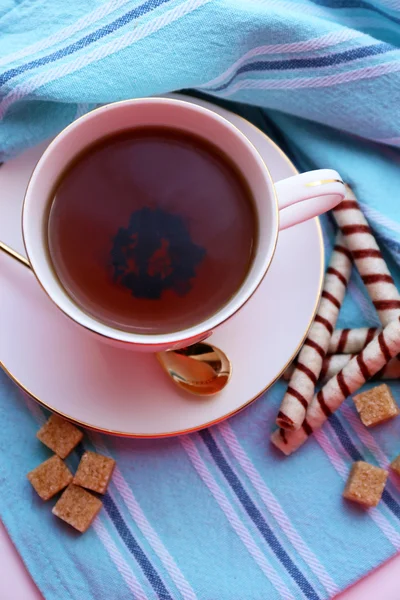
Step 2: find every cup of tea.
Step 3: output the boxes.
[22,98,345,352]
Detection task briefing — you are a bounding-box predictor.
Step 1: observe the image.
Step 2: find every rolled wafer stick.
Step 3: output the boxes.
[276,233,352,431]
[333,187,400,326]
[271,317,400,455]
[328,327,380,354]
[317,353,352,382]
[323,354,400,382]
[283,353,400,383]
[282,354,353,382]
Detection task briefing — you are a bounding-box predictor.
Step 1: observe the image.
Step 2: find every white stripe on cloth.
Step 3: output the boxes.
[20,396,144,597]
[0,0,212,120]
[0,0,140,67]
[218,421,339,597]
[314,427,400,548]
[247,0,400,32]
[377,136,400,146]
[375,0,400,10]
[337,16,400,32]
[180,435,295,600]
[216,56,400,96]
[270,0,400,22]
[358,201,400,237]
[199,28,367,88]
[203,38,391,95]
[93,519,149,599]
[103,484,176,598]
[90,434,198,600]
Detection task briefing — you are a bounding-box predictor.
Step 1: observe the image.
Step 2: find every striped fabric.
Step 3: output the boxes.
[1,1,400,598]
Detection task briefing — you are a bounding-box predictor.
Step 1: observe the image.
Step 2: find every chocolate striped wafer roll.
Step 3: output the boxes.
[271,317,400,455]
[319,353,352,382]
[328,327,380,354]
[284,352,400,383]
[282,354,353,382]
[320,353,400,382]
[333,186,400,325]
[276,233,352,431]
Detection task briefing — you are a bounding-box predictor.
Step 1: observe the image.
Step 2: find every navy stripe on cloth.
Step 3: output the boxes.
[200,429,321,600]
[211,43,392,91]
[0,0,171,88]
[329,414,400,521]
[75,446,173,600]
[102,494,174,600]
[310,0,400,27]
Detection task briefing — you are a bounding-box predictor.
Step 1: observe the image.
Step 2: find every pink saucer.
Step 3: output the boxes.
[0,95,324,437]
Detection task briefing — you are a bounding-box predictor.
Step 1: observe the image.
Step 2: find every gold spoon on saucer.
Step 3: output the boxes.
[157,342,231,396]
[0,241,232,396]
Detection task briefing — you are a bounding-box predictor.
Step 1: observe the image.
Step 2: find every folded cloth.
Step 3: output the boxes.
[1,1,400,599]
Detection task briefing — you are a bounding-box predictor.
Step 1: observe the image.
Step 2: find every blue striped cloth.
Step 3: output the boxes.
[1,1,400,598]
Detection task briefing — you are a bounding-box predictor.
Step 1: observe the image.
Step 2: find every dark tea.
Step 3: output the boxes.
[47,127,257,334]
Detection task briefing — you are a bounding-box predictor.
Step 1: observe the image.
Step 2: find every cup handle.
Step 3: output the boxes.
[275,169,345,231]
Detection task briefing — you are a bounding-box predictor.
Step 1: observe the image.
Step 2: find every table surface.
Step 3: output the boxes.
[0,520,399,600]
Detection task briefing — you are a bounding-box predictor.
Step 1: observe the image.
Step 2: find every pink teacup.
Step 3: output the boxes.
[22,98,345,352]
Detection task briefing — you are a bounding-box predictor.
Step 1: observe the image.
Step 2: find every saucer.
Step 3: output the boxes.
[0,94,324,437]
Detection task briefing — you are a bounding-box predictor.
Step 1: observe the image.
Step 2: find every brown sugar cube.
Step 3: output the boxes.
[353,384,399,427]
[73,451,115,494]
[52,484,102,533]
[343,461,388,507]
[37,414,83,458]
[390,455,400,476]
[27,455,73,501]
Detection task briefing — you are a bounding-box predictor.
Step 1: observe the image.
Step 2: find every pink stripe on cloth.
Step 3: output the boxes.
[179,435,295,600]
[90,434,198,600]
[218,421,339,597]
[220,59,400,94]
[200,28,364,88]
[93,519,148,599]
